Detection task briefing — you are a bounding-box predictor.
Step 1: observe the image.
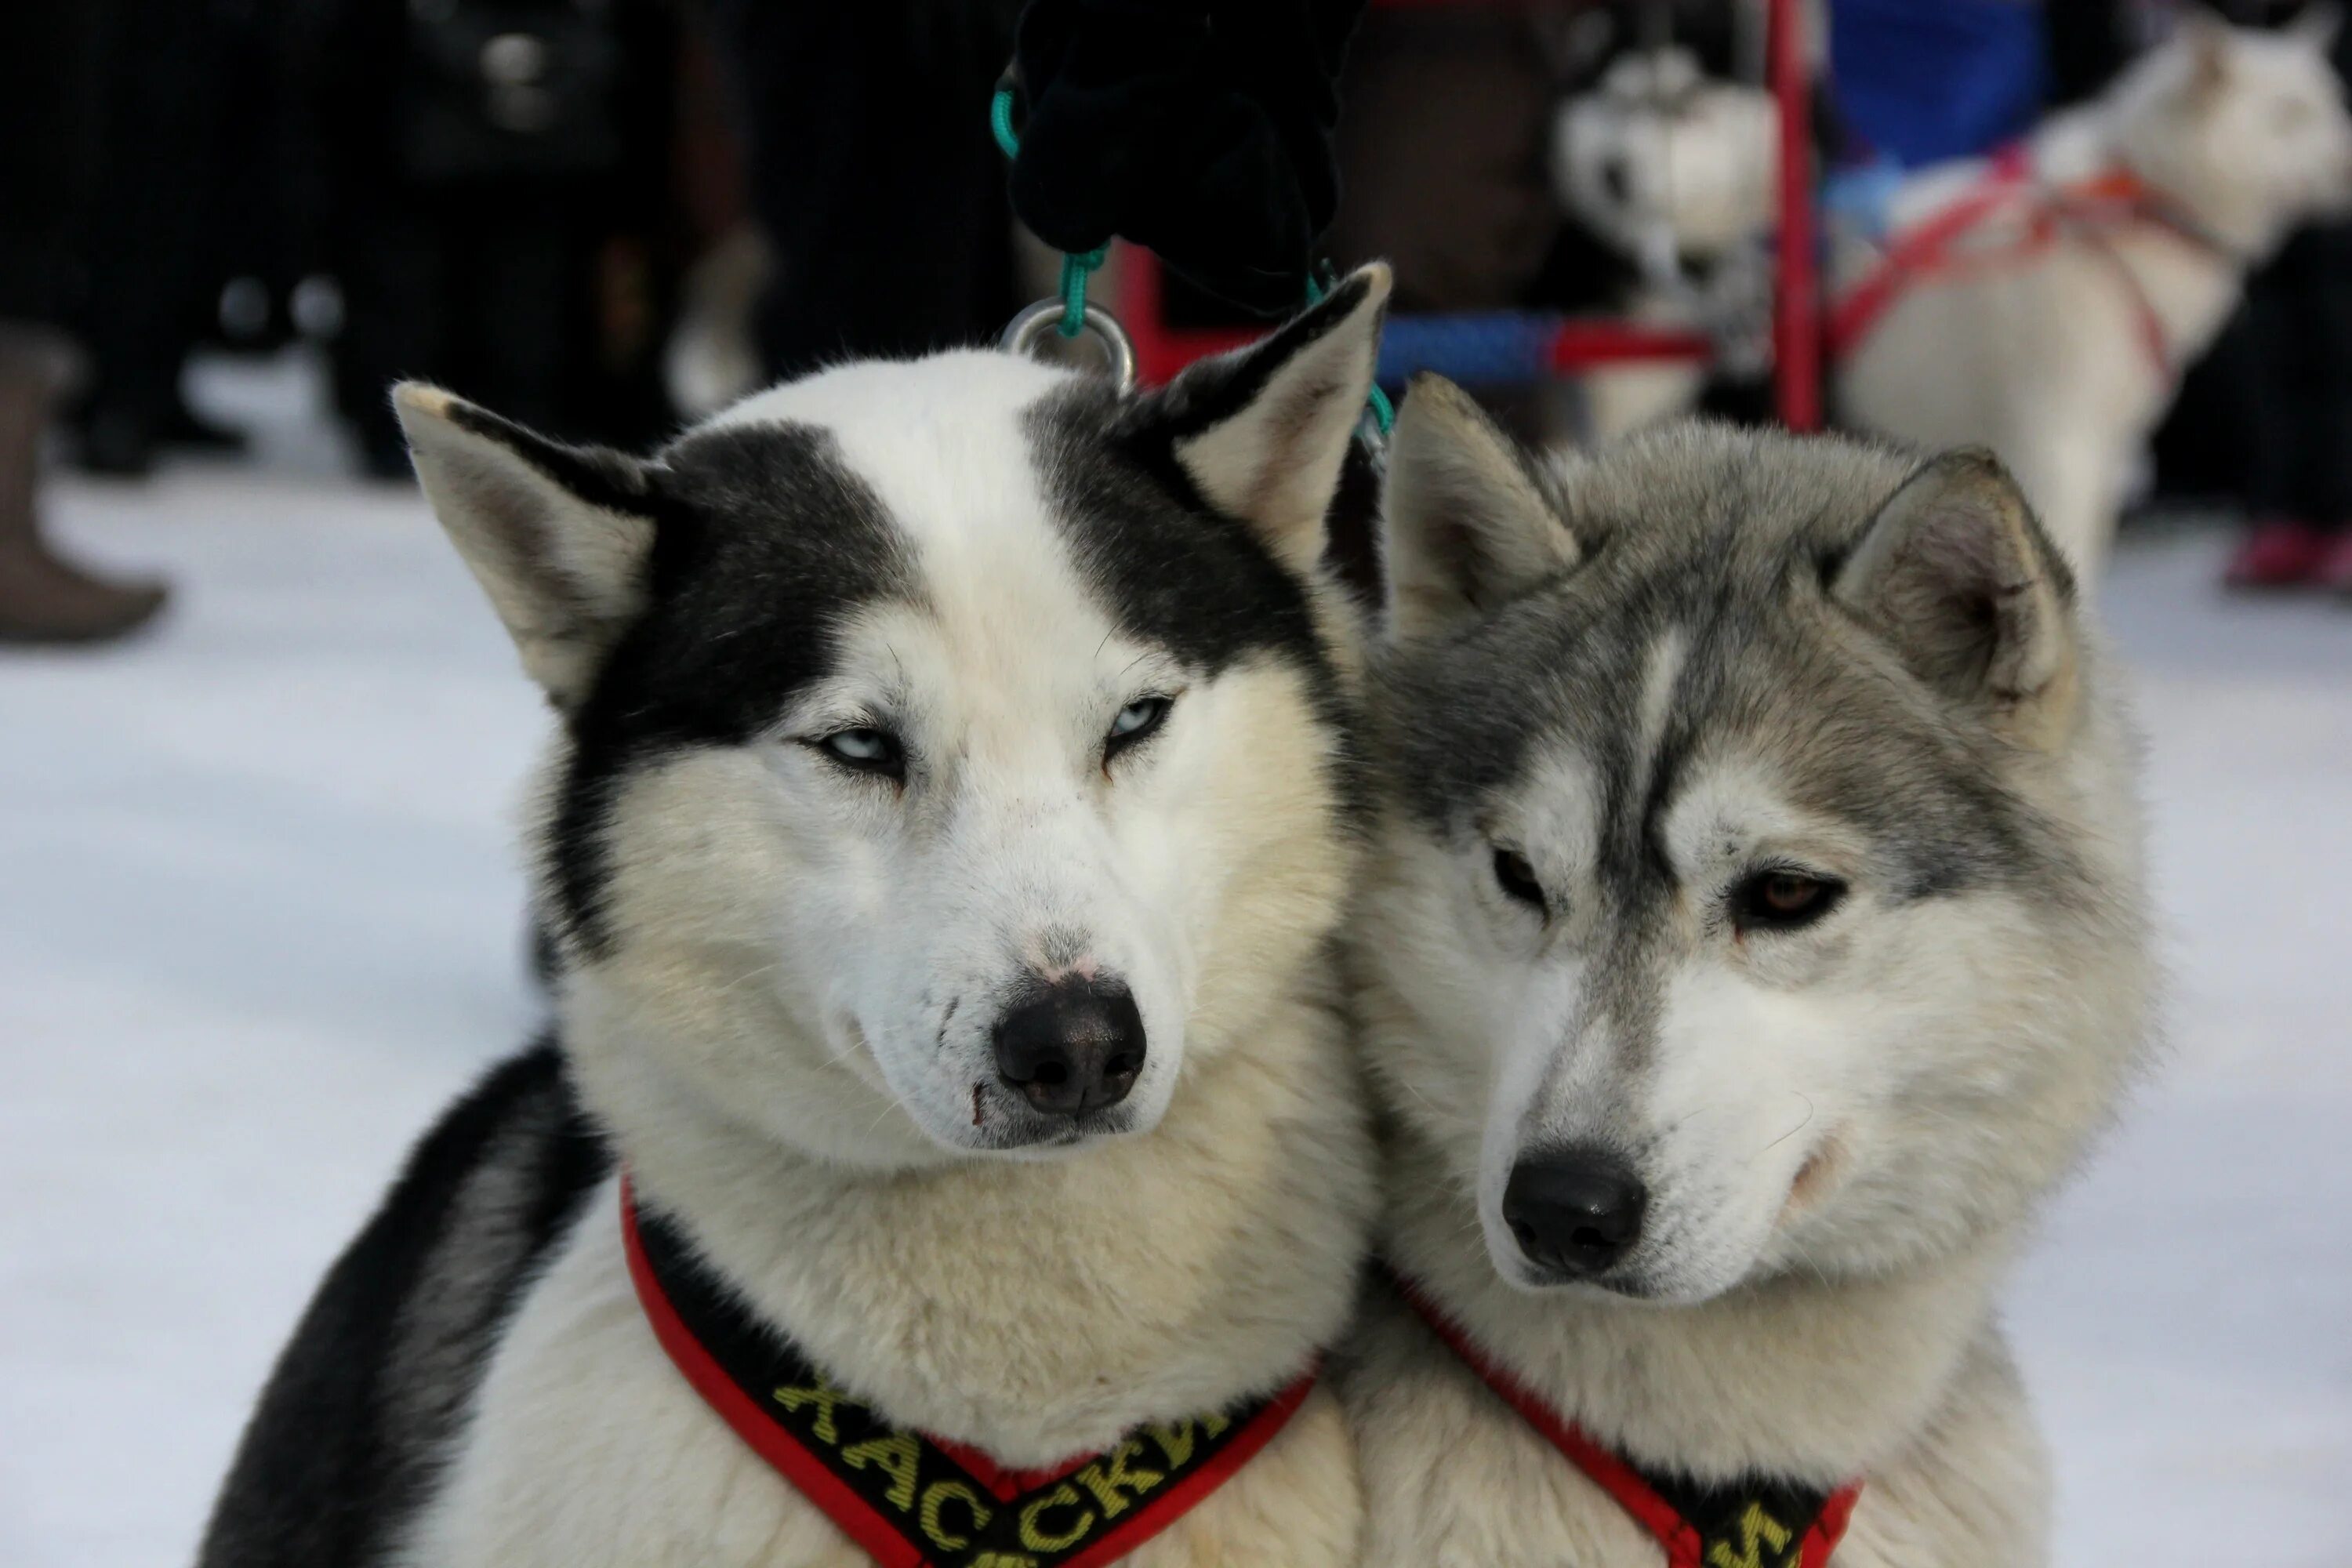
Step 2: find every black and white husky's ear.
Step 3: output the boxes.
[1149,263,1391,576]
[1379,373,1577,641]
[394,383,658,709]
[1835,447,2080,746]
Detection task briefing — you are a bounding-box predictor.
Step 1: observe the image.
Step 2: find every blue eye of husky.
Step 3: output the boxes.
[1104,695,1172,760]
[814,727,904,778]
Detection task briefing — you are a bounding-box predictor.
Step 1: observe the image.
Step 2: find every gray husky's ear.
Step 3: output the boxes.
[394,383,658,709]
[1156,263,1391,575]
[1835,448,2079,746]
[1380,373,1577,641]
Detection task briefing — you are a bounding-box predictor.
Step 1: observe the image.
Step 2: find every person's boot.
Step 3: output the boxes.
[0,335,169,644]
[2223,517,2335,590]
[2317,529,2352,597]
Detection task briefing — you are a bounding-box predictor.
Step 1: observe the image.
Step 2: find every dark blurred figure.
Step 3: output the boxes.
[0,0,170,642]
[1326,3,1555,316]
[294,0,681,476]
[2140,0,2352,590]
[70,0,292,476]
[2224,222,2352,589]
[706,2,1024,379]
[2220,2,2352,591]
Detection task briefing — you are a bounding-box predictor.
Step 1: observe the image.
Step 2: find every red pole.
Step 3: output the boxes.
[1769,0,1820,431]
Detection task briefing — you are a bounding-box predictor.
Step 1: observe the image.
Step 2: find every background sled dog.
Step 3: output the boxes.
[1341,379,2154,1566]
[195,270,1393,1568]
[1835,10,2352,575]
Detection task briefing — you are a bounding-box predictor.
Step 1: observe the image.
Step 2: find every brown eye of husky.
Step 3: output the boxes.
[1734,870,1845,931]
[1492,847,1548,913]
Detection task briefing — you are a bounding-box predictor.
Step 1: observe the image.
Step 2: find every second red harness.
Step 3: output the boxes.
[1826,144,2217,380]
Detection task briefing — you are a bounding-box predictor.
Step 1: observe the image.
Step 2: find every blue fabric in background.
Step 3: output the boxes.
[1831,0,2049,169]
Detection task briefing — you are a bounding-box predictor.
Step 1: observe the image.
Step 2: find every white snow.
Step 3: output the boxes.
[2,368,2347,1566]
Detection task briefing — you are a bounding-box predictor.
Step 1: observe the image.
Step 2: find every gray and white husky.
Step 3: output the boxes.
[196,270,1394,1568]
[1339,379,2155,1566]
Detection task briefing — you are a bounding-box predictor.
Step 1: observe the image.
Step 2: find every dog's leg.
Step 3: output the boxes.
[2000,428,2118,582]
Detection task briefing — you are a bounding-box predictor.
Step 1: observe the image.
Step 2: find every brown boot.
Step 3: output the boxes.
[0,329,168,644]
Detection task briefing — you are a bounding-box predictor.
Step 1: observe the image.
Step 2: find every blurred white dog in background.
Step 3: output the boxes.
[1835,11,2352,573]
[1549,16,2352,580]
[1550,46,1778,440]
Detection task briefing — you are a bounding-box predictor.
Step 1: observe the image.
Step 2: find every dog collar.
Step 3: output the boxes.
[621,1178,1317,1568]
[1394,1274,1862,1568]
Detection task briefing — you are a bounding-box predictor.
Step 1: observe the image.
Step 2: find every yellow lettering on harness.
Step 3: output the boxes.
[1705,1501,1795,1568]
[1074,1438,1166,1519]
[771,1376,849,1445]
[840,1432,922,1510]
[971,1555,1041,1568]
[1016,1482,1095,1552]
[1144,1410,1232,1469]
[919,1478,993,1551]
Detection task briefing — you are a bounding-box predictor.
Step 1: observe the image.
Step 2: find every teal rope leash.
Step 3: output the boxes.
[993,86,1105,339]
[989,85,1020,161]
[1056,248,1109,339]
[1305,271,1396,438]
[991,82,1391,438]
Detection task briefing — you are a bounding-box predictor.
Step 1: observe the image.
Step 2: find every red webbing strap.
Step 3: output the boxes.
[1803,1485,1864,1568]
[1828,147,2198,380]
[1395,1276,1863,1568]
[1395,1278,1709,1565]
[1825,147,2034,364]
[622,1176,1320,1568]
[622,1186,927,1568]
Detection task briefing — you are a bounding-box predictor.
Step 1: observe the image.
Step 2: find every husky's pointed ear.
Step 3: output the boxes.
[394,383,658,709]
[1149,263,1391,575]
[1379,373,1577,641]
[1835,448,2079,746]
[2177,9,2234,100]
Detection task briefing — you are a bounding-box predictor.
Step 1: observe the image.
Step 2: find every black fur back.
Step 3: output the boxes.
[195,1041,611,1568]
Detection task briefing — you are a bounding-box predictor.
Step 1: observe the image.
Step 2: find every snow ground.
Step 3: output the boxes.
[2,381,2347,1565]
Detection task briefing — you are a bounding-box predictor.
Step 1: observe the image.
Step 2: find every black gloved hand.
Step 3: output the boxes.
[1008,0,1367,316]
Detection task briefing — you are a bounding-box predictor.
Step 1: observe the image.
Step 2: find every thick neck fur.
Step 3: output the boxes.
[1381,1124,2015,1486]
[565,962,1375,1470]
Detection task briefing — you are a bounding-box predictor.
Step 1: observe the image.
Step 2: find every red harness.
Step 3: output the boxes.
[1397,1278,1862,1568]
[621,1180,1317,1568]
[1826,144,2222,382]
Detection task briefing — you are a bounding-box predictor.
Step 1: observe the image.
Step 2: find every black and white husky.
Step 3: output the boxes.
[197,270,1394,1568]
[1339,379,2155,1566]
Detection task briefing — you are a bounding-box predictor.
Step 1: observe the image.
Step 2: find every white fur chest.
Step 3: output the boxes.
[397,1181,1363,1568]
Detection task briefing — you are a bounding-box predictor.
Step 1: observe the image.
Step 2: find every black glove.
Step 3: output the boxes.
[1008,0,1367,316]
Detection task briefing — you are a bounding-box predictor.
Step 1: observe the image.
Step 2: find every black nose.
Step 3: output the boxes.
[992,980,1145,1116]
[1503,1147,1647,1279]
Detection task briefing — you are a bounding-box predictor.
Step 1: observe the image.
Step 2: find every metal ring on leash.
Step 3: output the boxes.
[1000,299,1138,392]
